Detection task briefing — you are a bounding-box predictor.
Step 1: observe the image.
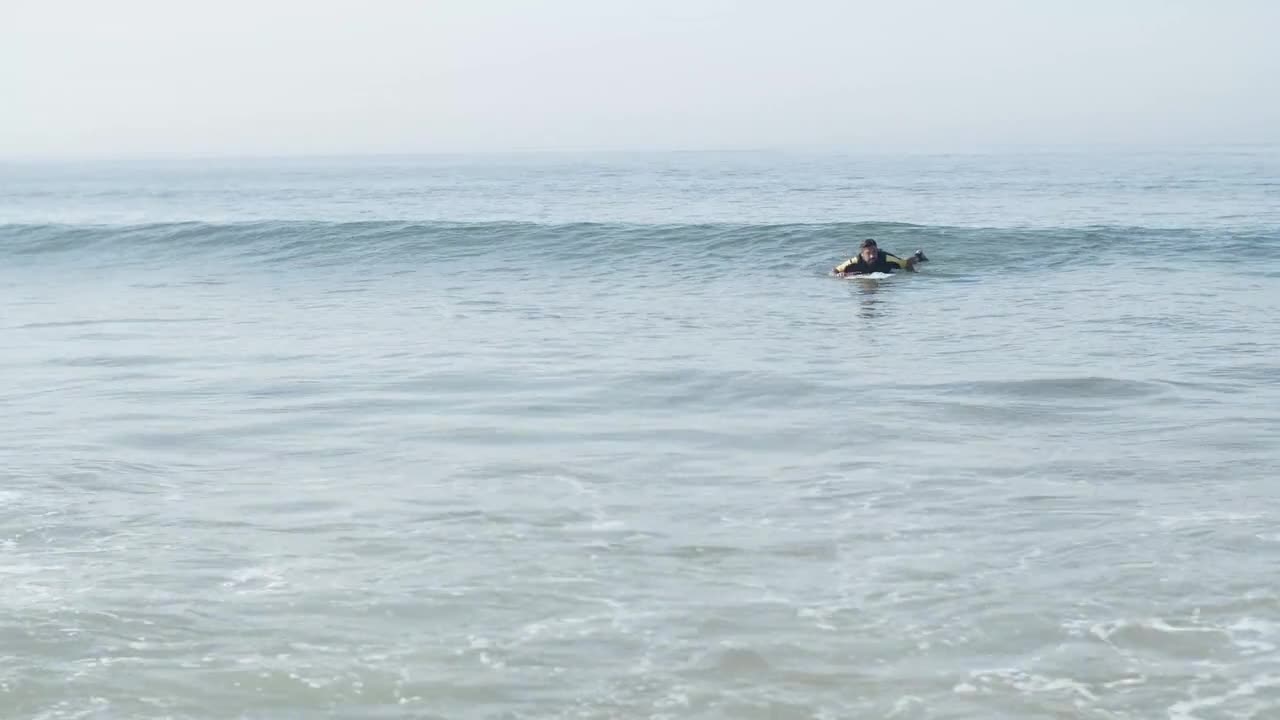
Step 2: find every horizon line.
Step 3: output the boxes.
[2,141,1278,164]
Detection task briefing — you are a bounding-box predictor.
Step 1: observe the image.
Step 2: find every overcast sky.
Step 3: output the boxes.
[3,0,1278,157]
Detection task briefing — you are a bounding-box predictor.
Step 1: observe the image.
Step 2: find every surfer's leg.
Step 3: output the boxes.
[906,250,928,271]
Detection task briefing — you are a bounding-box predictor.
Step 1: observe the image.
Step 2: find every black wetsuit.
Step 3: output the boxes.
[834,250,910,274]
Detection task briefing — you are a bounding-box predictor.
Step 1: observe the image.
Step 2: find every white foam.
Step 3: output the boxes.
[477,651,505,669]
[1103,674,1148,689]
[1226,618,1280,655]
[1168,674,1280,720]
[1155,511,1265,528]
[1089,617,1225,644]
[967,668,1099,702]
[797,606,838,631]
[888,696,925,717]
[221,566,288,593]
[653,690,691,710]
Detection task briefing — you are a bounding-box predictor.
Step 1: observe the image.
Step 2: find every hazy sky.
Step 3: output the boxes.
[4,0,1278,157]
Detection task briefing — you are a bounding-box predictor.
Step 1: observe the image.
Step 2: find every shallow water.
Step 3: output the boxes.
[2,150,1279,719]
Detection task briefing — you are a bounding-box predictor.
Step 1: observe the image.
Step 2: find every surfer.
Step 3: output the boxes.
[833,239,928,276]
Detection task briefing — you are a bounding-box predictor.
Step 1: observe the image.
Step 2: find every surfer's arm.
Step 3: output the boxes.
[884,253,920,272]
[832,258,859,274]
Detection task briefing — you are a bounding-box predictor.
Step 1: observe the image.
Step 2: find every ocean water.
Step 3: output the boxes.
[2,149,1279,719]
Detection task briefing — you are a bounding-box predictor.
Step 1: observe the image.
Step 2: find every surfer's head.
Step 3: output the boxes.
[859,239,878,263]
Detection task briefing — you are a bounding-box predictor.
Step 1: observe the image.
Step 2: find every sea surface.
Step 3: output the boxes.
[2,149,1279,719]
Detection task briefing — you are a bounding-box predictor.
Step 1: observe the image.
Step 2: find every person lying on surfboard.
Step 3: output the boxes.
[833,239,928,276]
